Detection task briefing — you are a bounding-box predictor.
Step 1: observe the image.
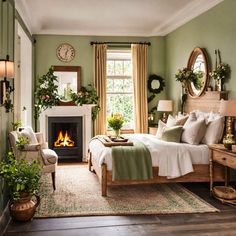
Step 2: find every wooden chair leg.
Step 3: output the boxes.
[101,163,107,197]
[88,151,92,172]
[51,172,56,191]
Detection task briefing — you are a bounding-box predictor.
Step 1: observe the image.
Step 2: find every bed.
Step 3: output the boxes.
[89,91,227,196]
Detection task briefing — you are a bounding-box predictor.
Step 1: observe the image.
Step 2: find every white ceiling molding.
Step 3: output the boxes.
[153,0,224,36]
[15,0,223,37]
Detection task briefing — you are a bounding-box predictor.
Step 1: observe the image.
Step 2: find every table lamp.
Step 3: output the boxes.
[157,100,173,123]
[219,99,236,137]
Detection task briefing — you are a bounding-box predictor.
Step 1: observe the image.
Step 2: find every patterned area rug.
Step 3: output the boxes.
[35,165,219,217]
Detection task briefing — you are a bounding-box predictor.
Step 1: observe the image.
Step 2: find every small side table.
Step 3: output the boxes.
[149,127,158,135]
[208,144,236,196]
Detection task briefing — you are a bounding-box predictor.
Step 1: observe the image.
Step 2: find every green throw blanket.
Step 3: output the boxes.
[90,135,153,181]
[111,137,153,181]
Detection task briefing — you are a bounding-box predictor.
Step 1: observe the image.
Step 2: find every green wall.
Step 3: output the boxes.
[34,35,166,122]
[0,0,14,218]
[166,0,236,113]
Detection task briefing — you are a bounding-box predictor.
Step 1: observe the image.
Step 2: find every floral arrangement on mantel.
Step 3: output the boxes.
[107,113,124,138]
[70,84,100,121]
[175,67,203,90]
[34,67,100,126]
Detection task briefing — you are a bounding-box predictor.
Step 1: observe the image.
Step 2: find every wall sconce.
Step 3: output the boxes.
[0,55,14,112]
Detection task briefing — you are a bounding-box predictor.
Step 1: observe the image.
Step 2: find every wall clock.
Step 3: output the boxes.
[56,43,75,62]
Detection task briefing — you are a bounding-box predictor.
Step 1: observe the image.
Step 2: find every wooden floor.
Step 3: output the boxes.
[4,183,236,236]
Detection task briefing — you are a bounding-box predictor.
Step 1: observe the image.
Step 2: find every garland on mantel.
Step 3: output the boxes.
[34,67,100,127]
[34,67,60,121]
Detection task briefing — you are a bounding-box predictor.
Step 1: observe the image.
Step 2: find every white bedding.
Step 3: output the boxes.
[89,134,209,179]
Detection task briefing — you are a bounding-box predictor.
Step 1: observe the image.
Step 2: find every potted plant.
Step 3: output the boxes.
[0,152,42,221]
[107,113,125,138]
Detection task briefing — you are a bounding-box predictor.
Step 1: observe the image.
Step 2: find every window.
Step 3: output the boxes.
[106,50,134,130]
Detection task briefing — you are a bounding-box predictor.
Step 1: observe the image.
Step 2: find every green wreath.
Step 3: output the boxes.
[148,74,165,94]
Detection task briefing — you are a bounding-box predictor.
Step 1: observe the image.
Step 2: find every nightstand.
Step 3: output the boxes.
[148,127,158,135]
[208,144,236,196]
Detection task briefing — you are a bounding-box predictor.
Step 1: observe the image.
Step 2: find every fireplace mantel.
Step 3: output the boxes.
[39,105,94,162]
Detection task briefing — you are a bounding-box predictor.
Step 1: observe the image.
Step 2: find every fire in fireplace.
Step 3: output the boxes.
[48,116,83,162]
[54,130,75,147]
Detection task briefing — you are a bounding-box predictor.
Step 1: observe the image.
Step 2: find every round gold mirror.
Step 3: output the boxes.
[187,47,209,98]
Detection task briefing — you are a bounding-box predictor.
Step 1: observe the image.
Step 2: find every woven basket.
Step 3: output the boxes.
[213,186,236,200]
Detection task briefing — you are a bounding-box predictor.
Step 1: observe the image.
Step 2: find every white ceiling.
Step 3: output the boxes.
[16,0,223,36]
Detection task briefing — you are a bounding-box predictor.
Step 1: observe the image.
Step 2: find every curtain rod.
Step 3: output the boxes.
[90,41,151,46]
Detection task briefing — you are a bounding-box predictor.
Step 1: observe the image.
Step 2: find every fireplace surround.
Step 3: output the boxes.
[39,105,94,162]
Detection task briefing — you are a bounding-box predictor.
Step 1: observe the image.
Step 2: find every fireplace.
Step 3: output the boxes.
[48,116,83,162]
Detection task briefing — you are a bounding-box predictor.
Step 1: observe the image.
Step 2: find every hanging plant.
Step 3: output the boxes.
[34,67,60,121]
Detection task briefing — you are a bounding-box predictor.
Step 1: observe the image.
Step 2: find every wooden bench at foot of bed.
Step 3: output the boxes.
[88,152,225,197]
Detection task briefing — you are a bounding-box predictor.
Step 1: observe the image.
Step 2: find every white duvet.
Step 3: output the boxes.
[89,134,209,179]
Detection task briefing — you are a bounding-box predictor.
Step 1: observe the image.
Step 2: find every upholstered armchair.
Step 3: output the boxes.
[9,126,58,190]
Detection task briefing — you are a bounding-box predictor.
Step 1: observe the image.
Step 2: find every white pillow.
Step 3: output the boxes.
[21,126,38,144]
[166,114,189,127]
[156,120,166,139]
[181,113,206,145]
[194,110,210,120]
[166,115,176,127]
[18,130,32,143]
[202,116,225,144]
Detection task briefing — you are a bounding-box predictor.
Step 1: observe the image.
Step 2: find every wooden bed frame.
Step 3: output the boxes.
[89,91,228,196]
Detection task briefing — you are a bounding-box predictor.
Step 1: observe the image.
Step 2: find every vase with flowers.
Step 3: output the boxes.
[107,113,124,138]
[210,49,230,91]
[175,67,203,113]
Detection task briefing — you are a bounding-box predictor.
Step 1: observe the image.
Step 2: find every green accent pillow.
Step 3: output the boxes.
[161,125,183,143]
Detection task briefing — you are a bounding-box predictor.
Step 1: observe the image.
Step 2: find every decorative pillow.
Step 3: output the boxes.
[20,126,38,144]
[161,125,183,143]
[166,114,189,127]
[156,120,166,139]
[181,116,206,145]
[202,116,225,144]
[18,130,32,143]
[166,115,176,127]
[194,110,210,121]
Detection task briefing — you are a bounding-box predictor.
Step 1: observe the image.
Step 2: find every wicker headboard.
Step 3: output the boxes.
[184,91,228,114]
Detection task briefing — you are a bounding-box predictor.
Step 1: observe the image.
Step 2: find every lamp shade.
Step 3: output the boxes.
[0,60,14,78]
[219,99,236,117]
[157,100,173,112]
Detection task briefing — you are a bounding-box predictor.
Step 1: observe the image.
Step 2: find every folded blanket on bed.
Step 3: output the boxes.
[112,138,153,181]
[91,135,153,181]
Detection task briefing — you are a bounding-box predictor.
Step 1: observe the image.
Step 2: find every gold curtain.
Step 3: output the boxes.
[131,44,148,133]
[93,44,107,135]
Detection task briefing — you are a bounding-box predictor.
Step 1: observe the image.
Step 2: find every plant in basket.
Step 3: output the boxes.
[0,152,42,221]
[107,113,125,138]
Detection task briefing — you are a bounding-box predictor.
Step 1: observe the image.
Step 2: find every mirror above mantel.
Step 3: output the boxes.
[53,66,81,105]
[187,47,209,98]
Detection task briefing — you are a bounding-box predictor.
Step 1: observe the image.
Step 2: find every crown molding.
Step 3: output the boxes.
[152,0,223,36]
[15,0,223,37]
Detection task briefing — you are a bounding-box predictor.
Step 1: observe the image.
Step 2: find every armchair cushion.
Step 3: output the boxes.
[41,149,58,165]
[24,144,41,151]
